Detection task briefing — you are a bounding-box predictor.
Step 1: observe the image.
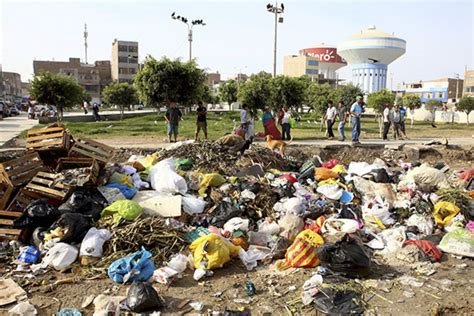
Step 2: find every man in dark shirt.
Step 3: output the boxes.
[165,102,182,143]
[195,101,207,141]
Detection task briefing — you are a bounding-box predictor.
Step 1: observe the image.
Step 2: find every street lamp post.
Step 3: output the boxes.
[266,2,284,77]
[171,12,206,62]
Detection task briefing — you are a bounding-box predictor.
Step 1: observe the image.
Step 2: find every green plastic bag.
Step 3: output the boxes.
[438,228,474,258]
[176,158,194,171]
[101,200,143,224]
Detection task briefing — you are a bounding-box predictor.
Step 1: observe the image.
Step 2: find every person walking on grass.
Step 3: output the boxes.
[337,101,347,141]
[165,102,182,143]
[350,96,363,144]
[391,104,402,140]
[278,105,292,140]
[382,103,391,141]
[324,100,337,139]
[399,104,408,139]
[195,101,207,141]
[92,103,102,121]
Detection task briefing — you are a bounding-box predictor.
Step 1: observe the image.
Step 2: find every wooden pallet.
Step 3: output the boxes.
[0,181,15,210]
[68,137,114,164]
[7,188,46,213]
[0,209,22,240]
[26,123,71,151]
[56,157,99,186]
[0,152,44,187]
[25,172,72,201]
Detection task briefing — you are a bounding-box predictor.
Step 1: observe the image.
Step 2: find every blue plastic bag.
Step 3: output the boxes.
[57,308,82,316]
[108,247,155,284]
[18,246,41,264]
[105,183,138,199]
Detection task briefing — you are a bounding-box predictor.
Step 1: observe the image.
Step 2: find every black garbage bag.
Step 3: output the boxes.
[50,213,92,244]
[369,168,390,183]
[339,205,362,222]
[313,288,364,315]
[274,183,295,199]
[13,200,60,229]
[317,235,371,278]
[58,188,107,220]
[126,282,164,313]
[240,182,261,194]
[224,308,251,316]
[207,201,242,228]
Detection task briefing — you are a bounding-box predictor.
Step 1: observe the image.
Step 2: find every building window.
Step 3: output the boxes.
[128,58,138,64]
[436,92,444,98]
[118,68,128,74]
[128,46,138,53]
[85,85,98,92]
[118,56,128,63]
[307,60,318,66]
[118,45,128,52]
[129,68,136,75]
[305,69,318,75]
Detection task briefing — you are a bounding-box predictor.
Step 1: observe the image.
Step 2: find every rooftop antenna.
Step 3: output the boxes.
[84,23,88,64]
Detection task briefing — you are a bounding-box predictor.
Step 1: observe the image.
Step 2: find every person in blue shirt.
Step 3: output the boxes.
[398,104,408,139]
[350,96,364,144]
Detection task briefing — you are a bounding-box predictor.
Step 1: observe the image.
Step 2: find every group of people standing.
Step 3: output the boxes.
[383,103,407,140]
[323,96,363,144]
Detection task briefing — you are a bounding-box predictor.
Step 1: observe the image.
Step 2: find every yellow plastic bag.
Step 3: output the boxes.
[140,153,160,169]
[331,164,347,174]
[317,178,348,190]
[189,233,241,270]
[198,173,226,196]
[283,229,324,268]
[433,201,460,226]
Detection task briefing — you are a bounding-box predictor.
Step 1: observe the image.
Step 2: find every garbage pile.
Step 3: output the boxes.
[0,126,473,315]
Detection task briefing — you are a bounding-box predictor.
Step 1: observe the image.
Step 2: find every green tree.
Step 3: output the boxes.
[402,94,421,110]
[218,79,238,106]
[269,75,306,111]
[396,96,403,107]
[199,85,213,105]
[456,96,474,125]
[331,83,364,109]
[238,71,273,114]
[102,82,138,120]
[134,56,207,109]
[366,89,395,114]
[425,99,442,124]
[305,82,333,115]
[30,72,85,120]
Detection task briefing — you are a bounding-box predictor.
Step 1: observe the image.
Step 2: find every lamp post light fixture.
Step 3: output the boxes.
[266,2,284,77]
[171,12,206,62]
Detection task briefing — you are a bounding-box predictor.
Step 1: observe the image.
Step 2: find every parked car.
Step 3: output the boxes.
[9,105,20,116]
[1,102,11,117]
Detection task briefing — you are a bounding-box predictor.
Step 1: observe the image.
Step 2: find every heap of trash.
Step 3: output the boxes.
[0,123,473,315]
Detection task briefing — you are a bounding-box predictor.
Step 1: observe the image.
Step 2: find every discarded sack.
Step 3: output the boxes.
[278,213,304,241]
[13,200,60,229]
[50,213,91,244]
[318,235,371,277]
[126,282,164,313]
[80,227,112,258]
[189,233,241,270]
[59,188,107,220]
[438,228,474,258]
[198,173,226,196]
[101,200,143,224]
[406,163,449,189]
[433,201,460,226]
[149,159,188,195]
[284,229,324,268]
[42,242,78,270]
[108,248,155,283]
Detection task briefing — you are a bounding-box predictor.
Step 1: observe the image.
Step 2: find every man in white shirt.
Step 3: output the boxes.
[240,104,251,140]
[324,101,337,139]
[382,103,391,140]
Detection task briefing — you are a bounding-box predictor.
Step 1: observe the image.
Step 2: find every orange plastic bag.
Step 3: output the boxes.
[315,168,339,181]
[284,229,324,268]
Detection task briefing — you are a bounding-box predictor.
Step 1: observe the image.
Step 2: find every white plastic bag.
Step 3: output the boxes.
[258,219,280,235]
[9,301,37,315]
[406,214,434,236]
[182,194,207,215]
[362,197,395,226]
[317,184,344,200]
[273,197,307,215]
[239,246,271,271]
[377,227,407,254]
[406,163,449,189]
[224,217,250,233]
[278,213,304,241]
[149,159,188,194]
[80,228,112,258]
[322,218,359,234]
[42,242,78,270]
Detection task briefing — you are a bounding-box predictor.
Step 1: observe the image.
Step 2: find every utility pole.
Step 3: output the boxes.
[454,73,460,102]
[171,12,205,62]
[84,23,88,64]
[266,2,284,77]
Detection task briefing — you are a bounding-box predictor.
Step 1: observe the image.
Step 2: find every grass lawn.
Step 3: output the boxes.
[26,111,474,140]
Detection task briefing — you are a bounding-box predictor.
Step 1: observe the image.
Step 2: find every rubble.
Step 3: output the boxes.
[0,125,472,314]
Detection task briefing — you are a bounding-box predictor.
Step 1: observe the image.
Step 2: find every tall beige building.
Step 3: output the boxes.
[111,39,139,83]
[283,55,319,78]
[463,69,474,97]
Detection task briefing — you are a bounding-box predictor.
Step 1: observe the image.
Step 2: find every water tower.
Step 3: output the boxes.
[337,26,406,94]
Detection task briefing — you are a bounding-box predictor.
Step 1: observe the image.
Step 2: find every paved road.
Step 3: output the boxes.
[0,113,38,147]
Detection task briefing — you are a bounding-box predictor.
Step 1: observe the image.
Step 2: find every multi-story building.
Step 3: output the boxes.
[111,39,139,83]
[21,82,30,97]
[33,58,111,104]
[206,72,221,87]
[1,71,22,102]
[404,78,464,104]
[283,55,319,78]
[463,69,474,97]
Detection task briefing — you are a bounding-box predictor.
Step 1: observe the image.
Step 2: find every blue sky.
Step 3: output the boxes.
[1,0,473,87]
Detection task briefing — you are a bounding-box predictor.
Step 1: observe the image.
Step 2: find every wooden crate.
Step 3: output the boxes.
[0,152,44,187]
[0,181,15,210]
[68,137,114,165]
[56,157,99,186]
[25,172,72,201]
[26,123,71,151]
[0,209,22,240]
[7,188,46,213]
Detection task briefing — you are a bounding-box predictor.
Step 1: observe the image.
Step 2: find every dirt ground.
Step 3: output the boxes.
[0,143,473,315]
